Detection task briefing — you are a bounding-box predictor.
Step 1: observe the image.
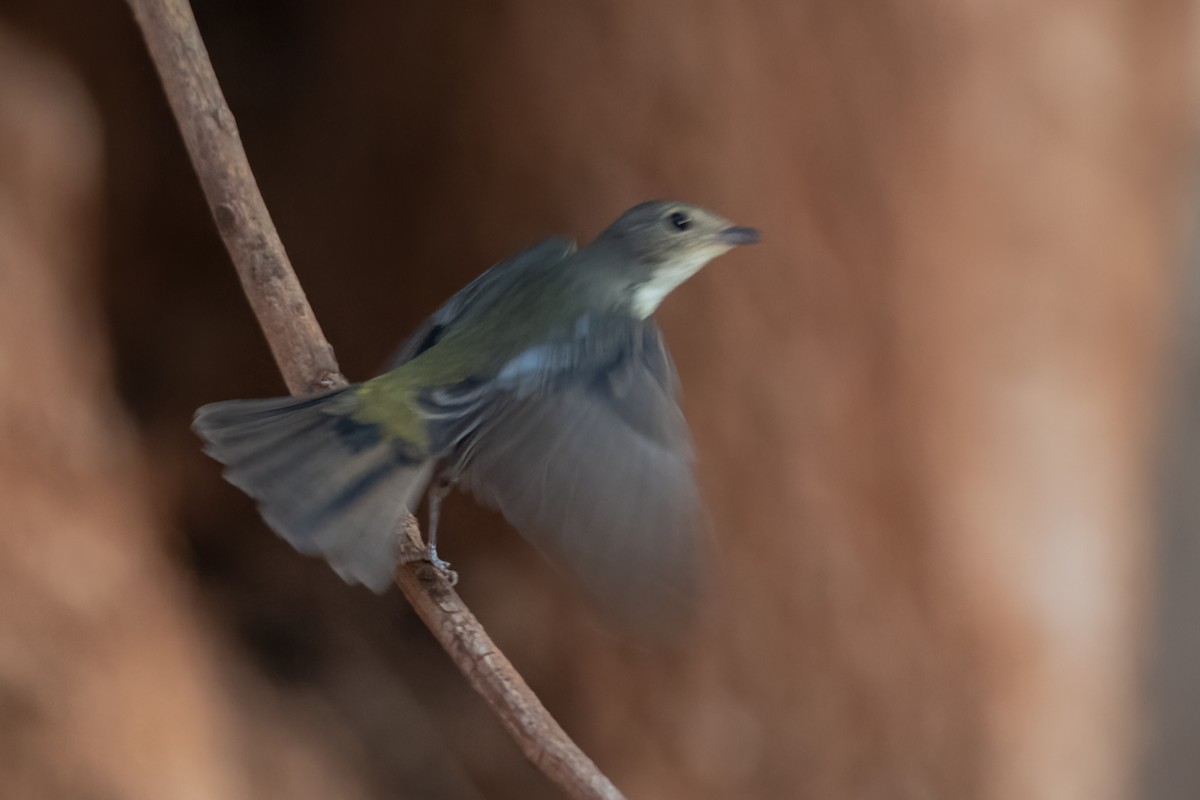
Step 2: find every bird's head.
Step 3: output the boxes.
[592,200,759,318]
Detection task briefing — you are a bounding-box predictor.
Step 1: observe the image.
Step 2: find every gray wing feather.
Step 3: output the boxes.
[453,321,707,628]
[386,237,578,369]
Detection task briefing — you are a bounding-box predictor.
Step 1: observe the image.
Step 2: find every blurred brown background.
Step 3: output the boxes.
[0,1,1197,798]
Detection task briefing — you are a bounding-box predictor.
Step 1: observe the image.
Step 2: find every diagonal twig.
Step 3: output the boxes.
[125,1,624,798]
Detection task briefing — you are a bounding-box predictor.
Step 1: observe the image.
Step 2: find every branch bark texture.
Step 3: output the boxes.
[126,1,624,798]
[395,521,623,800]
[128,0,339,396]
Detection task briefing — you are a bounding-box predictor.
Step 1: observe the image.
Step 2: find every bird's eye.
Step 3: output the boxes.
[668,211,692,231]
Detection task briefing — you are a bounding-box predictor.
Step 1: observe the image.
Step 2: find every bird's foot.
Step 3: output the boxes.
[427,548,458,586]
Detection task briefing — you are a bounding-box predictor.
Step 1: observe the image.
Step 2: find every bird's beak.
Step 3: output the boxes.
[719,226,760,246]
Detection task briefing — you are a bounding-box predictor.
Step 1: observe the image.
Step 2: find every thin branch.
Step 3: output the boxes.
[394,520,623,799]
[125,0,339,396]
[126,1,625,798]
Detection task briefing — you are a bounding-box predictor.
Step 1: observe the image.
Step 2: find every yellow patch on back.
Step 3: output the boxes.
[350,371,428,452]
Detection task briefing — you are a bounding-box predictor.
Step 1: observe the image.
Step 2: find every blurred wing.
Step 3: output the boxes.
[385,237,578,369]
[450,321,707,629]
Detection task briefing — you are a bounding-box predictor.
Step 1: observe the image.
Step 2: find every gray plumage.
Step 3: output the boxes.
[194,391,432,591]
[194,200,758,628]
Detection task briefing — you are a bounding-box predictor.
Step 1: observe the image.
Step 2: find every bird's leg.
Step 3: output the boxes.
[425,475,457,584]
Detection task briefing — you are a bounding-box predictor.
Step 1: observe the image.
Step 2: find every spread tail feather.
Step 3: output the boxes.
[193,387,431,591]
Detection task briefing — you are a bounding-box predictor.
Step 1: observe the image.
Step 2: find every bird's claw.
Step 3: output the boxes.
[431,560,458,586]
[428,551,458,586]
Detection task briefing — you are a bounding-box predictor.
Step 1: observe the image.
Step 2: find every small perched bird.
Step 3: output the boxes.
[194,200,758,625]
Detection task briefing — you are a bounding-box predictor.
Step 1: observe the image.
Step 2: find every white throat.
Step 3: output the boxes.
[630,252,714,318]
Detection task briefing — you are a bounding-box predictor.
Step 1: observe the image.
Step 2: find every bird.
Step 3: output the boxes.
[193,200,759,626]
